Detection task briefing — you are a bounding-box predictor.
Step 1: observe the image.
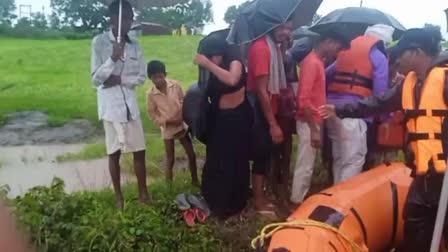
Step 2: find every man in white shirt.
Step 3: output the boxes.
[91,0,149,209]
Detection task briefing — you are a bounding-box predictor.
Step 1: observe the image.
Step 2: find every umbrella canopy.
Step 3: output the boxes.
[310,7,406,41]
[104,0,189,41]
[227,0,323,45]
[293,26,319,40]
[104,0,188,8]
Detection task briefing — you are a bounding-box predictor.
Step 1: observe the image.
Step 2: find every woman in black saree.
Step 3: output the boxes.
[194,30,253,218]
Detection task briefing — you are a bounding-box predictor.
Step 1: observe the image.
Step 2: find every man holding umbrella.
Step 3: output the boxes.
[247,20,293,215]
[91,0,149,209]
[226,0,323,216]
[319,28,446,252]
[325,24,394,183]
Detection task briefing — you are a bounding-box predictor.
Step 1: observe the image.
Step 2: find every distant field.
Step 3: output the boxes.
[0,35,202,132]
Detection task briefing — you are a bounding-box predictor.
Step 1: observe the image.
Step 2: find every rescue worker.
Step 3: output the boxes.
[319,28,446,252]
[325,24,395,183]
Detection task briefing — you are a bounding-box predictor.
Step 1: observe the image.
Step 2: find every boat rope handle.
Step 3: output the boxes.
[251,219,366,252]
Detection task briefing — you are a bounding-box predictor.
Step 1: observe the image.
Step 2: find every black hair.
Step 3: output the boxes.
[147,60,166,77]
[108,0,133,17]
[316,24,351,49]
[198,29,241,69]
[424,28,443,56]
[319,32,351,49]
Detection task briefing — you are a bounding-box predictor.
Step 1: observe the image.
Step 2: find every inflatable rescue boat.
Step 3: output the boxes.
[260,162,414,252]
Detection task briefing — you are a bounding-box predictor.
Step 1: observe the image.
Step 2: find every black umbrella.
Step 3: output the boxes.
[103,0,189,42]
[227,0,323,45]
[310,7,406,41]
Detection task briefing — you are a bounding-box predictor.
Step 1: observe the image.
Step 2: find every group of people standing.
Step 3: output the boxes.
[89,0,399,215]
[195,20,408,218]
[91,1,448,250]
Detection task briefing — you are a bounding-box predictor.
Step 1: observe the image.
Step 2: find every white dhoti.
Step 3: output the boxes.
[103,118,146,155]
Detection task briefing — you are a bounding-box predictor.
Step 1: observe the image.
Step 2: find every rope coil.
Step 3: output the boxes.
[251,219,367,252]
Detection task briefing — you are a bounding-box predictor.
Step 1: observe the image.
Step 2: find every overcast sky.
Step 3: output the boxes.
[15,0,448,36]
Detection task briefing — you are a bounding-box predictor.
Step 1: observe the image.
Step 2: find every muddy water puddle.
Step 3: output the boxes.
[0,144,131,197]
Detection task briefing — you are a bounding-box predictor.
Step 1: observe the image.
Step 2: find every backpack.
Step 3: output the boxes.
[182,67,210,144]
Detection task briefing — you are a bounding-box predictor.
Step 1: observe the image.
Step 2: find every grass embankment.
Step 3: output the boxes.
[0,35,276,251]
[0,36,202,163]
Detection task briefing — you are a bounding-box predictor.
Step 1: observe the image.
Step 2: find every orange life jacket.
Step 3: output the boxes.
[329,35,381,97]
[377,112,406,149]
[402,65,448,175]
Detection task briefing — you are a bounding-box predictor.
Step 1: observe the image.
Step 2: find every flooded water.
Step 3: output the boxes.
[0,144,129,197]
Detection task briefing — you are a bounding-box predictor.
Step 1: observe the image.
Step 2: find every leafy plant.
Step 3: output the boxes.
[14,177,222,252]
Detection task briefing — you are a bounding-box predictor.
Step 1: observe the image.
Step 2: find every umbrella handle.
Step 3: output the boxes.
[430,159,448,252]
[117,0,122,43]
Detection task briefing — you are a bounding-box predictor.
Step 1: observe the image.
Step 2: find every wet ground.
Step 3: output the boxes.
[0,111,96,146]
[0,144,132,198]
[0,111,121,197]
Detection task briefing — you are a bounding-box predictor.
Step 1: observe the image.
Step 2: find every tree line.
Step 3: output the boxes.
[0,0,213,33]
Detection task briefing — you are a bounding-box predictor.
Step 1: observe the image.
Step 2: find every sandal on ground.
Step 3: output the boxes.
[256,209,278,220]
[193,208,207,223]
[182,209,196,227]
[186,194,211,217]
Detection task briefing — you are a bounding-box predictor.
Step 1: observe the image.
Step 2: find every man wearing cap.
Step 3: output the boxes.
[319,28,446,252]
[325,24,395,183]
[91,0,149,209]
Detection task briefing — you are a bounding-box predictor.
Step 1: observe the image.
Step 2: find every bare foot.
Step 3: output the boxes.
[254,197,275,211]
[138,195,151,205]
[191,179,200,187]
[116,197,124,210]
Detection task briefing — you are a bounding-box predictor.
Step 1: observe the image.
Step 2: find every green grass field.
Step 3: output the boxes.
[0,36,272,250]
[0,35,203,163]
[0,35,338,251]
[0,36,201,129]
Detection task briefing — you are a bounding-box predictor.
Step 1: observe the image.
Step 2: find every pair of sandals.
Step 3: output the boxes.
[176,193,211,227]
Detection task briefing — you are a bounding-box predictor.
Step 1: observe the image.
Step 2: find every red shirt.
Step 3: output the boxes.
[296,51,326,124]
[247,36,278,114]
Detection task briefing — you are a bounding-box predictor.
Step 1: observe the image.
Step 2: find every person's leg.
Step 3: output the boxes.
[252,172,269,210]
[133,150,150,203]
[108,151,124,209]
[250,98,275,213]
[290,121,317,204]
[164,139,175,183]
[280,132,293,202]
[326,117,344,184]
[334,119,367,183]
[270,145,282,198]
[321,125,334,184]
[363,122,378,171]
[104,120,125,209]
[179,134,199,186]
[402,179,437,252]
[403,203,435,252]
